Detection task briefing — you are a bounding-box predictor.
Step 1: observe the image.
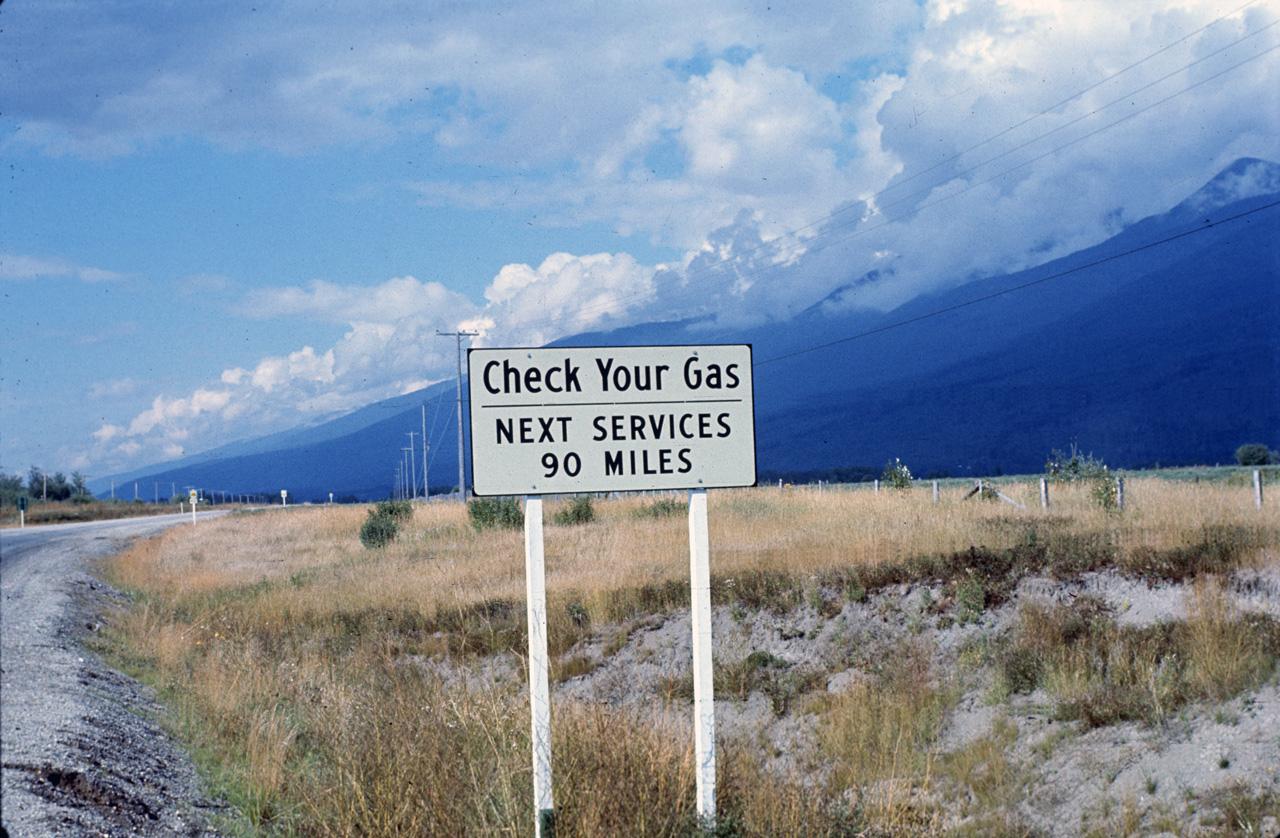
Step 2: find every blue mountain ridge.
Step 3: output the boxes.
[98,159,1280,500]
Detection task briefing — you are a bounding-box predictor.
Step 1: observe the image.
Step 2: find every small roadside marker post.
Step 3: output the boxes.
[1255,470,1264,510]
[18,496,26,528]
[281,489,288,508]
[1040,478,1050,510]
[468,345,756,835]
[189,490,198,525]
[932,480,939,504]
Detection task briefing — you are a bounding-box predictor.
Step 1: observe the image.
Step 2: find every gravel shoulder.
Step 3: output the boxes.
[1,515,226,838]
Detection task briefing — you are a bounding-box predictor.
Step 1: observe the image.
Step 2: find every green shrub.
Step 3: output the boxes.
[375,499,414,523]
[1044,444,1109,483]
[468,497,524,531]
[1090,477,1118,510]
[552,495,594,526]
[1235,443,1278,466]
[1046,445,1119,510]
[881,458,913,490]
[360,510,399,548]
[632,497,685,519]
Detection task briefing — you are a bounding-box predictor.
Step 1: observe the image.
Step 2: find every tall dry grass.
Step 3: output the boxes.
[97,479,1277,835]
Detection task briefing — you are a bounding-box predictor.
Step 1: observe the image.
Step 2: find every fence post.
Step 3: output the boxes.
[1255,470,1264,510]
[1040,478,1049,510]
[1116,476,1125,510]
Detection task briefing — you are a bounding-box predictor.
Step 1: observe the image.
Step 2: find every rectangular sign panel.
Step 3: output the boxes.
[468,345,756,496]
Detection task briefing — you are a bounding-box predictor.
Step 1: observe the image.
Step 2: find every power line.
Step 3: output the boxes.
[753,198,1280,368]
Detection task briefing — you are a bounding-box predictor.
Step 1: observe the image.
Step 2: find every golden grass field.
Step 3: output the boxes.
[98,477,1278,837]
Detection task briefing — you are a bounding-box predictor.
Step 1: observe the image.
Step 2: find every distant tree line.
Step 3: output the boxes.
[1235,444,1280,466]
[0,467,90,507]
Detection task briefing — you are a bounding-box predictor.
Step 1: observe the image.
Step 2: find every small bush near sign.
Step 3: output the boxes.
[359,510,399,549]
[632,497,685,519]
[552,496,594,526]
[375,499,414,523]
[468,497,524,531]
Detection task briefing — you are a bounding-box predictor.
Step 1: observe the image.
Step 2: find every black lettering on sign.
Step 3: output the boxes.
[601,447,696,476]
[683,356,740,390]
[482,358,583,394]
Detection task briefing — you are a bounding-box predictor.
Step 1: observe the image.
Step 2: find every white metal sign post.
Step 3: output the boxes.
[687,487,716,822]
[189,489,198,525]
[524,496,555,836]
[468,345,755,834]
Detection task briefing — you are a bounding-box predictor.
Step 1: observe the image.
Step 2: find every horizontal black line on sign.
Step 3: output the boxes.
[480,399,746,409]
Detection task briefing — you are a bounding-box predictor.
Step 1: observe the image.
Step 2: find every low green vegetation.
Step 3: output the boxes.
[358,499,415,548]
[994,585,1280,728]
[632,496,686,519]
[467,496,525,531]
[552,495,595,526]
[881,458,914,490]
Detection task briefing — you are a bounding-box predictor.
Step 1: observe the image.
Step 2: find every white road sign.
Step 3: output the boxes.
[468,345,756,496]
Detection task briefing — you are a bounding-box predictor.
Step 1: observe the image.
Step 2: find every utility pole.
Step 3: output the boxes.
[407,432,418,500]
[422,403,429,499]
[438,330,478,502]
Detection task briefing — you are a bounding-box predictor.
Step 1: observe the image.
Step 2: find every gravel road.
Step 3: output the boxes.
[1,514,226,838]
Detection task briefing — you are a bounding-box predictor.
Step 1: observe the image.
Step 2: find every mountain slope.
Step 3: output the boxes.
[102,160,1280,498]
[756,188,1279,474]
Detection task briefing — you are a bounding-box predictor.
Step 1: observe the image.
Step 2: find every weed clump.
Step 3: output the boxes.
[552,495,595,526]
[374,499,414,523]
[1045,444,1118,510]
[881,458,913,490]
[994,585,1280,728]
[359,509,399,549]
[359,499,415,548]
[632,497,685,519]
[467,497,524,531]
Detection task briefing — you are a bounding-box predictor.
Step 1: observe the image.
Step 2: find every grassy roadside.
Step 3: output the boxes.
[0,498,200,527]
[94,479,1278,836]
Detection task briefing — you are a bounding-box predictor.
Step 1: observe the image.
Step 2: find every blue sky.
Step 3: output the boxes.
[3,0,1278,481]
